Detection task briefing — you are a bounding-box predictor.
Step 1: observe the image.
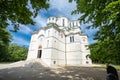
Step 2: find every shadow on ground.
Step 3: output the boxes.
[0,62,120,80]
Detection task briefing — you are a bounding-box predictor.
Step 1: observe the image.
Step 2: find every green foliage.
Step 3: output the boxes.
[0,0,49,58]
[72,0,120,64]
[8,43,28,61]
[0,0,49,28]
[0,43,28,62]
[90,41,120,64]
[0,28,11,61]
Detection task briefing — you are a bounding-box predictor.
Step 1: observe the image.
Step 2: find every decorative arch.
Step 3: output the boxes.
[86,54,90,60]
[38,34,44,39]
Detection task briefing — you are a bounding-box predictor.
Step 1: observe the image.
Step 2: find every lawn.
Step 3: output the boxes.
[93,63,120,70]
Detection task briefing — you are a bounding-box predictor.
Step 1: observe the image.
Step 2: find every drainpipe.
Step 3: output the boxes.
[65,35,67,66]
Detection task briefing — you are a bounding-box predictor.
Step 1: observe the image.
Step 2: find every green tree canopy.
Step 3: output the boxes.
[0,0,49,29]
[70,0,120,64]
[89,41,120,64]
[0,0,49,55]
[7,43,28,62]
[0,43,28,62]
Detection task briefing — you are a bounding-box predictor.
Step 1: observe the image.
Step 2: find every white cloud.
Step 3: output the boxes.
[49,0,76,11]
[7,21,33,35]
[32,15,47,28]
[19,24,33,34]
[49,0,80,20]
[11,36,30,47]
[31,0,79,28]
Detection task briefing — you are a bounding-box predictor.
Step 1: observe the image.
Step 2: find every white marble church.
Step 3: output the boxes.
[27,16,92,66]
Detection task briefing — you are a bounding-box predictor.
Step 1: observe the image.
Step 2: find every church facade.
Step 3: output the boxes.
[27,16,92,66]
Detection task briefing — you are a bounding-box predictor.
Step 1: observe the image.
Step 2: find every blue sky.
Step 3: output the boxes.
[8,0,97,48]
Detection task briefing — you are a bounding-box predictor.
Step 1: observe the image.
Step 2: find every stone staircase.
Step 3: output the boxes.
[25,59,49,67]
[0,59,48,69]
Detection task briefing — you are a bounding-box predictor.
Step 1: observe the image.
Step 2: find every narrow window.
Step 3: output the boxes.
[70,36,74,43]
[52,18,54,20]
[62,19,65,26]
[72,36,74,42]
[53,61,56,64]
[73,22,74,27]
[71,22,72,27]
[70,36,72,42]
[56,18,57,22]
[70,23,71,27]
[54,40,56,48]
[76,22,78,26]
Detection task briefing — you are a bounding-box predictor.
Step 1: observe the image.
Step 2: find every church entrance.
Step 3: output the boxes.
[37,50,42,58]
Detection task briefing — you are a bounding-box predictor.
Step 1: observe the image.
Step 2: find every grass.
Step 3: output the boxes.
[111,64,120,70]
[1,61,120,71]
[93,63,120,70]
[0,62,14,64]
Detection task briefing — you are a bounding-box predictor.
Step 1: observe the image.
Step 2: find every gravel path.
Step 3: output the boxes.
[0,60,120,80]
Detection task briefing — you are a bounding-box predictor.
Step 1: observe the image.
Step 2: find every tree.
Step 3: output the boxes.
[0,28,11,61]
[70,0,120,64]
[8,43,28,61]
[0,43,28,62]
[0,0,49,57]
[0,0,49,30]
[90,41,120,64]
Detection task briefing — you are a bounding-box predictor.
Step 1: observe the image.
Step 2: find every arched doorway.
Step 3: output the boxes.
[38,45,42,58]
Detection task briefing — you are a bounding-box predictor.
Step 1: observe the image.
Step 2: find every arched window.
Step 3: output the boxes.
[76,22,78,26]
[70,36,74,43]
[52,17,54,20]
[70,36,72,42]
[56,18,58,22]
[73,22,74,27]
[62,19,65,26]
[72,36,74,42]
[61,33,63,38]
[70,23,71,27]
